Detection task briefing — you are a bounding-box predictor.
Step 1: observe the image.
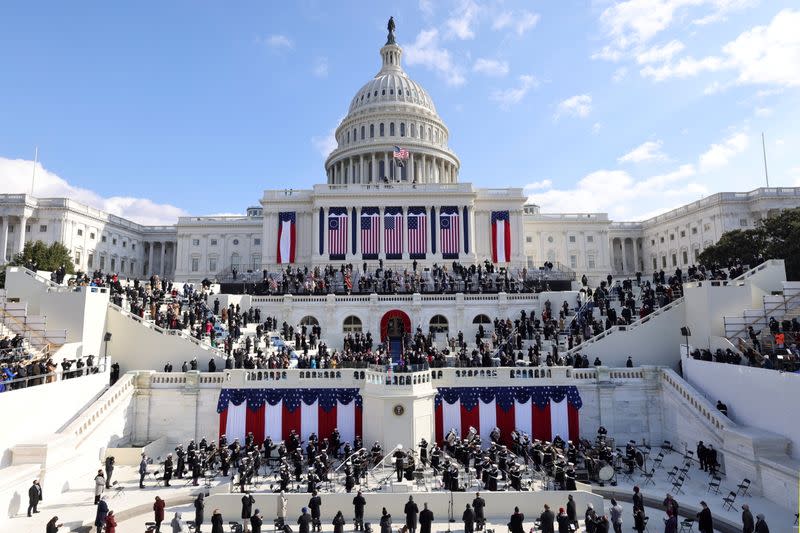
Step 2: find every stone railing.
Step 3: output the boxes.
[732,258,784,282]
[59,373,136,446]
[660,368,729,432]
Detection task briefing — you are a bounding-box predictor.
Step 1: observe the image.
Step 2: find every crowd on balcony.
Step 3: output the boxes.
[0,340,103,392]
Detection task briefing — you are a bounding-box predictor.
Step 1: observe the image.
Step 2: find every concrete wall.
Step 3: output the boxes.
[37,287,109,357]
[682,355,800,459]
[683,281,750,348]
[0,368,109,468]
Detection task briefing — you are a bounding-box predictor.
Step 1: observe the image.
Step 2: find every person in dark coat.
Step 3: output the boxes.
[565,495,576,527]
[353,491,366,531]
[472,493,486,530]
[46,516,62,533]
[211,509,224,533]
[632,508,645,533]
[298,508,312,533]
[696,501,713,533]
[308,491,322,532]
[154,496,166,532]
[333,510,346,533]
[632,486,644,514]
[508,507,525,533]
[404,496,419,533]
[539,504,555,533]
[27,479,42,516]
[741,504,754,533]
[419,503,434,533]
[462,504,475,533]
[754,513,769,533]
[251,509,263,533]
[379,508,392,533]
[94,497,109,533]
[663,510,677,533]
[595,516,610,533]
[556,508,571,533]
[584,504,597,533]
[194,493,205,533]
[241,493,255,533]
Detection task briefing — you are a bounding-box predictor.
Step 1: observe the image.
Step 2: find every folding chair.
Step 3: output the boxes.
[722,490,738,511]
[678,518,694,532]
[736,478,752,497]
[666,466,679,482]
[679,462,691,480]
[706,476,721,495]
[652,452,665,469]
[671,475,685,495]
[640,469,655,487]
[661,440,673,455]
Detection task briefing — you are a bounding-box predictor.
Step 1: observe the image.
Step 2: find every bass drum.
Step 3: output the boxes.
[598,465,614,481]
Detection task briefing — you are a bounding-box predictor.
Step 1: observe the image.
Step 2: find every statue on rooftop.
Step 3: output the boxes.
[386,16,396,45]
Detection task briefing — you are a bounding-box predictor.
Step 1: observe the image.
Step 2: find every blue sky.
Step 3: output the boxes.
[0,0,798,224]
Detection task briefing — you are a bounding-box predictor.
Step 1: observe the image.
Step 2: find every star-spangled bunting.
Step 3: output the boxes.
[435,386,582,411]
[217,388,362,413]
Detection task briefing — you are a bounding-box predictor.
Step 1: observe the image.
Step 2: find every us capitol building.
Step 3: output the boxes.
[1,25,798,283]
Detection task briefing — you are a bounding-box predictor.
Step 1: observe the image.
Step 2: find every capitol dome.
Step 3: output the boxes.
[325,21,460,185]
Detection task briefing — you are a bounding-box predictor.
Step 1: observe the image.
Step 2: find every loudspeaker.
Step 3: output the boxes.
[680,327,691,337]
[104,332,113,341]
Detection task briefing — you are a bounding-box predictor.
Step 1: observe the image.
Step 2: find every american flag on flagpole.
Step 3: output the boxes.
[408,207,427,258]
[393,146,409,167]
[360,208,380,259]
[384,207,403,259]
[328,208,348,259]
[440,207,460,258]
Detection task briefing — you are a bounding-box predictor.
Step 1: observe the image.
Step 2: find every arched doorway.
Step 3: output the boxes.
[380,310,411,342]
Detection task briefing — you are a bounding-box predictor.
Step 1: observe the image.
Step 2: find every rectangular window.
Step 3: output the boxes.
[122,241,127,248]
[692,227,698,234]
[75,251,81,264]
[651,239,655,246]
[670,234,674,240]
[209,258,217,272]
[26,225,31,233]
[661,256,667,268]
[111,258,116,271]
[102,235,107,243]
[660,237,664,243]
[121,260,126,272]
[7,225,14,233]
[112,238,117,245]
[192,239,200,246]
[39,225,47,232]
[703,223,711,231]
[671,254,677,267]
[90,232,95,240]
[88,253,94,268]
[132,243,136,251]
[100,256,106,269]
[570,255,578,269]
[130,261,135,274]
[587,255,596,270]
[680,230,686,238]
[191,258,199,272]
[682,251,688,264]
[740,218,748,227]
[694,248,700,261]
[526,256,535,269]
[525,236,532,243]
[652,257,657,270]
[569,235,576,243]
[77,229,83,236]
[210,239,218,246]
[587,235,594,243]
[254,238,261,246]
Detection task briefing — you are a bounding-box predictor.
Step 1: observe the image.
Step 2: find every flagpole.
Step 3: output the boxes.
[761,132,769,188]
[31,146,38,196]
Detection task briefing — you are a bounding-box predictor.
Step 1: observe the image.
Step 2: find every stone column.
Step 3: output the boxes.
[409,153,415,182]
[16,216,28,254]
[371,154,376,183]
[0,217,8,264]
[148,242,154,276]
[633,239,640,273]
[383,153,389,180]
[359,155,364,184]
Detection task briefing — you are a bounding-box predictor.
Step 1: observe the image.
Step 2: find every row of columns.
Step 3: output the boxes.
[328,152,457,184]
[145,240,178,279]
[0,215,29,264]
[612,237,641,274]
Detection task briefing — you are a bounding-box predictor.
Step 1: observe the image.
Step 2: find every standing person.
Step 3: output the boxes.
[462,504,475,533]
[308,490,322,533]
[585,504,597,533]
[404,496,419,533]
[46,516,62,533]
[472,492,486,530]
[277,490,288,527]
[94,497,109,533]
[380,508,392,533]
[632,487,644,514]
[419,503,434,533]
[194,493,205,533]
[632,508,645,533]
[171,512,187,533]
[93,470,105,504]
[27,479,42,516]
[333,510,346,533]
[211,509,224,533]
[754,513,769,533]
[241,493,255,533]
[154,496,166,532]
[741,504,754,533]
[565,495,577,529]
[663,510,677,533]
[298,508,312,533]
[539,504,555,533]
[556,508,571,533]
[105,510,117,533]
[352,491,366,531]
[609,499,623,533]
[139,454,148,488]
[105,456,115,488]
[251,509,263,533]
[696,501,713,533]
[508,506,525,533]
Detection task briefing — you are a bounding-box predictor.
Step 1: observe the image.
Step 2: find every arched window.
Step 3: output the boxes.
[380,123,385,136]
[370,124,375,138]
[400,123,406,137]
[472,314,491,325]
[411,124,416,138]
[361,126,365,140]
[390,122,395,136]
[299,316,319,327]
[353,128,357,142]
[343,315,362,333]
[429,315,449,334]
[346,131,350,143]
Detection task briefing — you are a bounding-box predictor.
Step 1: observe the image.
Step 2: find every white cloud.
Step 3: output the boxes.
[493,10,541,35]
[612,67,628,82]
[692,0,755,25]
[555,94,592,119]
[473,58,509,77]
[524,179,553,190]
[312,57,329,78]
[490,75,539,109]
[419,0,434,17]
[754,107,772,117]
[446,0,481,40]
[0,157,188,226]
[699,132,749,171]
[404,29,466,86]
[592,122,603,135]
[636,40,685,64]
[618,140,668,163]
[311,127,337,159]
[640,55,725,81]
[261,34,293,49]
